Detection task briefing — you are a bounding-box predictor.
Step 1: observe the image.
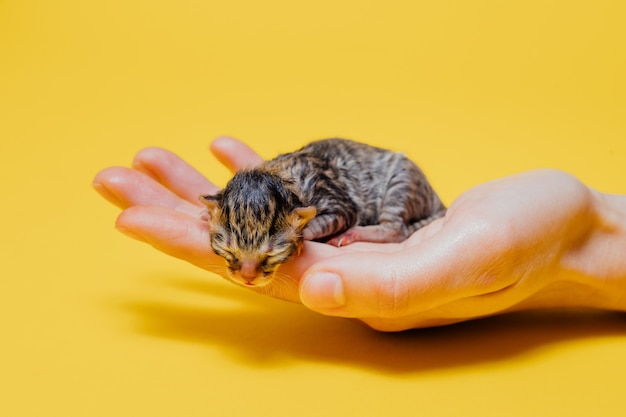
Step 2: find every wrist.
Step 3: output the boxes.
[514,185,626,312]
[556,188,626,310]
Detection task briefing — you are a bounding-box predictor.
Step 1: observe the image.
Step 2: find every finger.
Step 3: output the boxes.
[132,147,218,205]
[116,205,311,303]
[299,251,431,319]
[92,173,126,208]
[116,205,220,269]
[93,167,204,218]
[299,221,520,320]
[209,136,264,173]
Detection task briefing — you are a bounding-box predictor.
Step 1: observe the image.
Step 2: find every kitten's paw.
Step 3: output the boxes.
[327,228,360,247]
[327,224,408,245]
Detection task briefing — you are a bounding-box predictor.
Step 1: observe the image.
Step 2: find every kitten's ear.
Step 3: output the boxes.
[199,193,222,220]
[291,206,317,231]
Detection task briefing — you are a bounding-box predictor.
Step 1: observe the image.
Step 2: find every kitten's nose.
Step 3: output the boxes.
[240,260,260,282]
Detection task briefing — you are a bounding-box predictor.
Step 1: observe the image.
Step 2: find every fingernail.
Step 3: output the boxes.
[300,272,346,309]
[92,182,124,208]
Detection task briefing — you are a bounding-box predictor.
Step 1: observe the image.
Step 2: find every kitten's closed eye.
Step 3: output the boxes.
[209,233,235,261]
[211,234,226,248]
[265,241,299,267]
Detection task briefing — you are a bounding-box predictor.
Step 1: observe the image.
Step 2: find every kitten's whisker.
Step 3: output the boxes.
[203,264,236,284]
[273,272,296,284]
[203,263,228,274]
[264,271,299,300]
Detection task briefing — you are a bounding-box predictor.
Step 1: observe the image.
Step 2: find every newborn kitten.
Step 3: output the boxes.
[200,138,445,287]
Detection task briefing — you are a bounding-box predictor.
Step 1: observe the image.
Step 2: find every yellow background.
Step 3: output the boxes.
[1,1,625,416]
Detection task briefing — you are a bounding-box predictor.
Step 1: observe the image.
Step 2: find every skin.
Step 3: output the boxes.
[93,136,626,331]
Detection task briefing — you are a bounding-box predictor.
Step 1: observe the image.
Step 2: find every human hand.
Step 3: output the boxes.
[94,138,626,331]
[300,168,626,330]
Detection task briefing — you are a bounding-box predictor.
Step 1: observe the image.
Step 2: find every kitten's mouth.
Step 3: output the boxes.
[240,277,273,288]
[229,272,274,288]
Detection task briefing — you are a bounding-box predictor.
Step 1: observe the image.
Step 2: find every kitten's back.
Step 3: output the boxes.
[263,138,445,242]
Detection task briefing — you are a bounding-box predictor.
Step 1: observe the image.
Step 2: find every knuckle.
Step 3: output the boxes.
[373,268,410,319]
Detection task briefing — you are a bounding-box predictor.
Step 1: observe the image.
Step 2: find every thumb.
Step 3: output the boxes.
[298,222,516,321]
[299,248,454,320]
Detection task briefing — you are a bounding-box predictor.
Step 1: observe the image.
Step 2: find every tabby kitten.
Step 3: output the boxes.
[200,138,445,287]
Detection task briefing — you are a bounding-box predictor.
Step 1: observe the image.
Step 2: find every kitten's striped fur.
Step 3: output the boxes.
[200,138,445,287]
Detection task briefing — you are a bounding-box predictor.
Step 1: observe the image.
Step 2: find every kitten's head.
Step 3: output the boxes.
[200,169,316,288]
